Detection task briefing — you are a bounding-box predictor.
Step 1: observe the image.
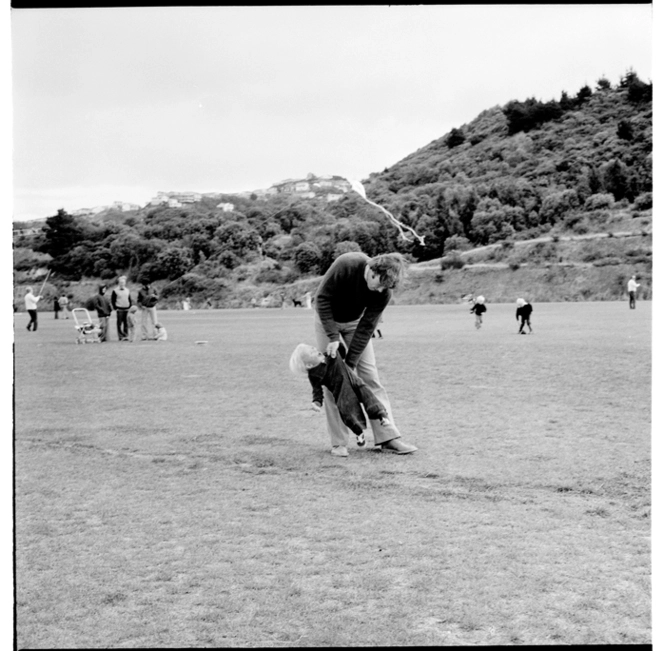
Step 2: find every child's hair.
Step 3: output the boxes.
[288,344,320,375]
[129,305,138,313]
[155,323,163,329]
[289,343,313,376]
[367,253,408,290]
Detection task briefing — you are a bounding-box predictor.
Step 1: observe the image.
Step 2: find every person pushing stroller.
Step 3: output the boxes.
[290,342,391,449]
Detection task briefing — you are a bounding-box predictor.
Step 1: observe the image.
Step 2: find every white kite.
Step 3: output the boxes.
[347,179,426,246]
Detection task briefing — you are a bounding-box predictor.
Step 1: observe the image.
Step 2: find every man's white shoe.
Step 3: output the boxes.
[331,446,349,457]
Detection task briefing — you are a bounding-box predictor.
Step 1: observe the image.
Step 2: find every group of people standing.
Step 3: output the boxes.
[23,276,164,342]
[90,276,164,342]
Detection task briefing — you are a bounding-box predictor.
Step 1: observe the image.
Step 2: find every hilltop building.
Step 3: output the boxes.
[268,173,351,197]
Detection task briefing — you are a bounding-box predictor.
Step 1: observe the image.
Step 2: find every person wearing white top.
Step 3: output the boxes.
[24,286,41,331]
[627,275,640,309]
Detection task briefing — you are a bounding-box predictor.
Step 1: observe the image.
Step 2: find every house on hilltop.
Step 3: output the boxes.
[269,174,351,197]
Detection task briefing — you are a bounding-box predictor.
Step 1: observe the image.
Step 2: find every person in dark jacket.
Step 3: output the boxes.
[290,342,391,450]
[516,298,533,334]
[91,285,113,342]
[469,295,487,329]
[314,251,417,456]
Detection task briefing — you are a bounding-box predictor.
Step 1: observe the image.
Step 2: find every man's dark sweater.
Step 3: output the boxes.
[315,252,390,368]
[307,347,388,436]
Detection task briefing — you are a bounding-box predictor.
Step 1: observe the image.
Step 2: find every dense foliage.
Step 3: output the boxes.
[14,70,652,295]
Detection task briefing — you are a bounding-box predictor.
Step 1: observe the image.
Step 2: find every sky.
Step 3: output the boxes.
[8,5,654,223]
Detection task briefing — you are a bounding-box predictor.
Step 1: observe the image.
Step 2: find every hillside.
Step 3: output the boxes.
[13,70,652,308]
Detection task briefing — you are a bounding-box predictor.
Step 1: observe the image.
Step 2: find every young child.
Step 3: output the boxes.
[289,342,391,448]
[126,305,138,342]
[154,323,168,341]
[516,298,533,334]
[469,295,487,329]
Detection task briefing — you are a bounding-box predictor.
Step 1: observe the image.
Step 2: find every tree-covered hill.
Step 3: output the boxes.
[13,70,652,307]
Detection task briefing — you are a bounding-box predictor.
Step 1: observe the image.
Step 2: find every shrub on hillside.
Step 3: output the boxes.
[440,252,465,270]
[254,267,296,284]
[571,219,591,235]
[633,192,652,211]
[584,193,615,211]
[443,235,472,254]
[540,189,580,224]
[446,128,466,148]
[293,241,322,274]
[529,241,558,262]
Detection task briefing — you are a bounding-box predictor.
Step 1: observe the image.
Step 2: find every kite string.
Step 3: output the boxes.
[363,197,426,246]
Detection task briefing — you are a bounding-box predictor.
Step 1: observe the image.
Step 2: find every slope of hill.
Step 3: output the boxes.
[13,70,652,307]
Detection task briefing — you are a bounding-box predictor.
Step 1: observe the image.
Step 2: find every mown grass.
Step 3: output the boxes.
[13,302,651,647]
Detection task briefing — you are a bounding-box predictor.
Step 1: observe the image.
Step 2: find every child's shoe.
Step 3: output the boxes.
[356,432,366,447]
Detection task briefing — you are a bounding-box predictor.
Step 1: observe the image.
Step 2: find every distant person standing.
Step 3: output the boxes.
[627,275,640,309]
[59,294,70,319]
[138,278,159,340]
[53,295,61,319]
[516,298,533,334]
[92,284,113,342]
[470,295,487,329]
[24,286,41,331]
[111,275,133,341]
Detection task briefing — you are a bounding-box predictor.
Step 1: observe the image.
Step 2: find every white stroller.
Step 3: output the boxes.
[72,308,102,344]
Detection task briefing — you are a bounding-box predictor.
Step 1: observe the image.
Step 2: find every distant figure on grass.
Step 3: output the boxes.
[59,294,70,319]
[91,285,113,342]
[53,295,61,319]
[627,275,640,309]
[182,297,192,311]
[24,286,41,332]
[470,295,487,329]
[314,251,417,457]
[138,278,159,340]
[516,298,533,334]
[290,342,391,449]
[126,306,138,342]
[303,292,313,309]
[111,275,133,341]
[154,323,168,341]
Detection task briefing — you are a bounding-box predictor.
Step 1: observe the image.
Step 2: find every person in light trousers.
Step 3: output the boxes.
[313,251,418,457]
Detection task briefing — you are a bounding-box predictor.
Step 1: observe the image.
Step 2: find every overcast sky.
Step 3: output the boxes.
[10,4,653,222]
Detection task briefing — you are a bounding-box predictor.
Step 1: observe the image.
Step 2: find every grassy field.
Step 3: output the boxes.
[13,301,651,647]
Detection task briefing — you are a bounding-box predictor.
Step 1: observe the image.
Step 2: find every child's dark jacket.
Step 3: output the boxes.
[470,303,487,315]
[306,347,388,435]
[516,303,533,320]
